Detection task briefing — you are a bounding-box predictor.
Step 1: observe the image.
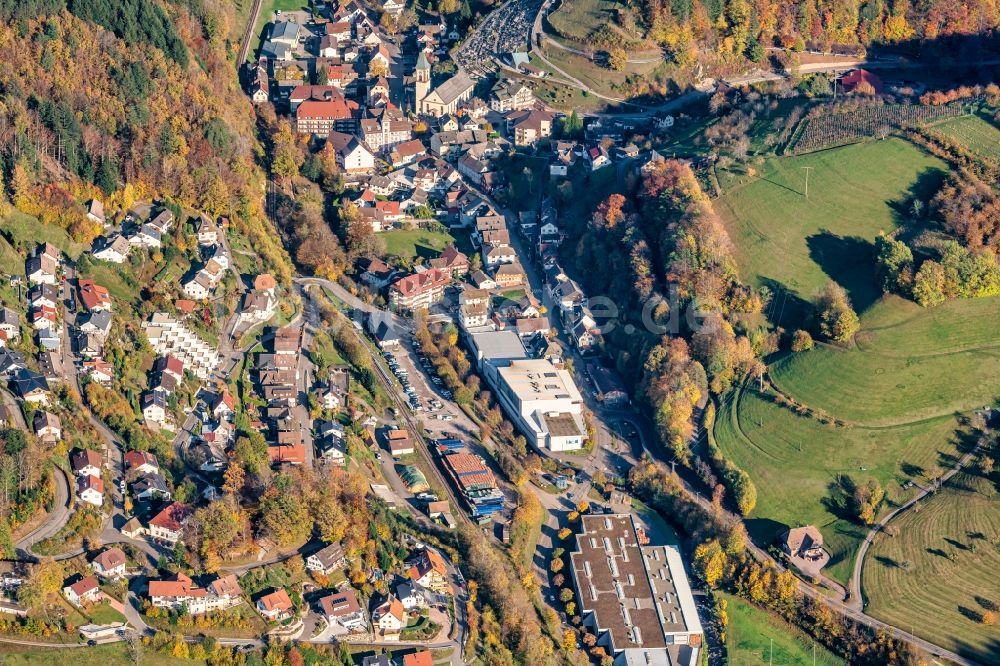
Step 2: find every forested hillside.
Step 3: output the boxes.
[0,0,291,281]
[568,0,1000,65]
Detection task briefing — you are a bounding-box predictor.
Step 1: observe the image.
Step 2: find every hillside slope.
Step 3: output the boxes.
[0,1,291,282]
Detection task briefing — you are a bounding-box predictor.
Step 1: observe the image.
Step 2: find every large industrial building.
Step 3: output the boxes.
[493,358,586,451]
[570,514,703,666]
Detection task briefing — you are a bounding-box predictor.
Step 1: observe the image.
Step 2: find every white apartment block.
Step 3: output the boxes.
[143,313,221,379]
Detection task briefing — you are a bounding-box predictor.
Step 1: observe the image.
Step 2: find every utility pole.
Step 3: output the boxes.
[802,166,813,198]
[770,637,774,666]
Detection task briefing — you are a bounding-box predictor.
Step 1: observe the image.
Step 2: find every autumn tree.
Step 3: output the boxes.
[814,281,860,343]
[790,329,813,352]
[607,46,627,71]
[874,232,914,294]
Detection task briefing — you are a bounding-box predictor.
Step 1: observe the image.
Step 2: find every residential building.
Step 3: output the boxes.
[26,254,58,286]
[360,114,414,152]
[132,472,171,501]
[406,548,450,594]
[143,313,221,380]
[196,217,220,246]
[306,542,347,575]
[389,268,450,311]
[92,234,131,263]
[149,572,242,615]
[77,475,104,506]
[148,502,192,543]
[33,411,61,443]
[780,526,825,559]
[78,280,112,312]
[494,261,525,288]
[295,97,359,135]
[373,595,405,636]
[490,79,534,112]
[403,652,433,666]
[86,199,106,225]
[257,588,294,621]
[318,589,368,631]
[328,130,376,173]
[428,245,468,277]
[82,359,114,384]
[482,244,516,267]
[141,392,168,424]
[506,108,555,146]
[70,449,102,478]
[90,547,127,579]
[11,368,49,403]
[63,575,101,606]
[570,514,703,666]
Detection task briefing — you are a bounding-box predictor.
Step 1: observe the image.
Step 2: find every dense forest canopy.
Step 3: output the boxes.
[0,0,292,281]
[570,0,1000,64]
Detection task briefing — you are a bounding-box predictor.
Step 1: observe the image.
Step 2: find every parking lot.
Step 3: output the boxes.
[380,334,479,442]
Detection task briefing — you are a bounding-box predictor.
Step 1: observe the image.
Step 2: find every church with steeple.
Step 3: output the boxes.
[411,51,474,118]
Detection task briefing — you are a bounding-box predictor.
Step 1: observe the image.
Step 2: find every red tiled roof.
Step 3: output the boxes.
[268,443,306,465]
[259,588,293,612]
[391,268,449,297]
[149,502,192,532]
[841,68,884,94]
[254,274,277,291]
[374,200,400,215]
[69,575,99,596]
[78,279,111,311]
[124,450,158,472]
[297,98,358,121]
[149,572,207,599]
[403,652,434,666]
[92,547,126,571]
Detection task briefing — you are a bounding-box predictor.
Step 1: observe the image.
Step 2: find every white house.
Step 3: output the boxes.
[63,575,101,606]
[92,235,131,263]
[328,131,376,174]
[77,475,104,507]
[90,547,127,579]
[256,588,294,621]
[70,449,102,478]
[373,596,405,636]
[147,502,191,544]
[306,542,347,575]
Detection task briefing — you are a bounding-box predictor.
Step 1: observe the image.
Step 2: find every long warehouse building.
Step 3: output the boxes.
[570,514,703,666]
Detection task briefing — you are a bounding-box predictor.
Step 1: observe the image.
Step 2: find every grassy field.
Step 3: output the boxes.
[769,296,1000,427]
[381,228,459,262]
[2,209,85,259]
[538,45,662,100]
[863,473,1000,663]
[715,139,947,325]
[85,601,128,625]
[713,385,965,584]
[547,0,624,44]
[932,112,1000,162]
[721,593,844,665]
[0,643,192,665]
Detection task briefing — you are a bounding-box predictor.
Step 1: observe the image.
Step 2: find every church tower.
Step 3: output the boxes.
[413,50,430,114]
